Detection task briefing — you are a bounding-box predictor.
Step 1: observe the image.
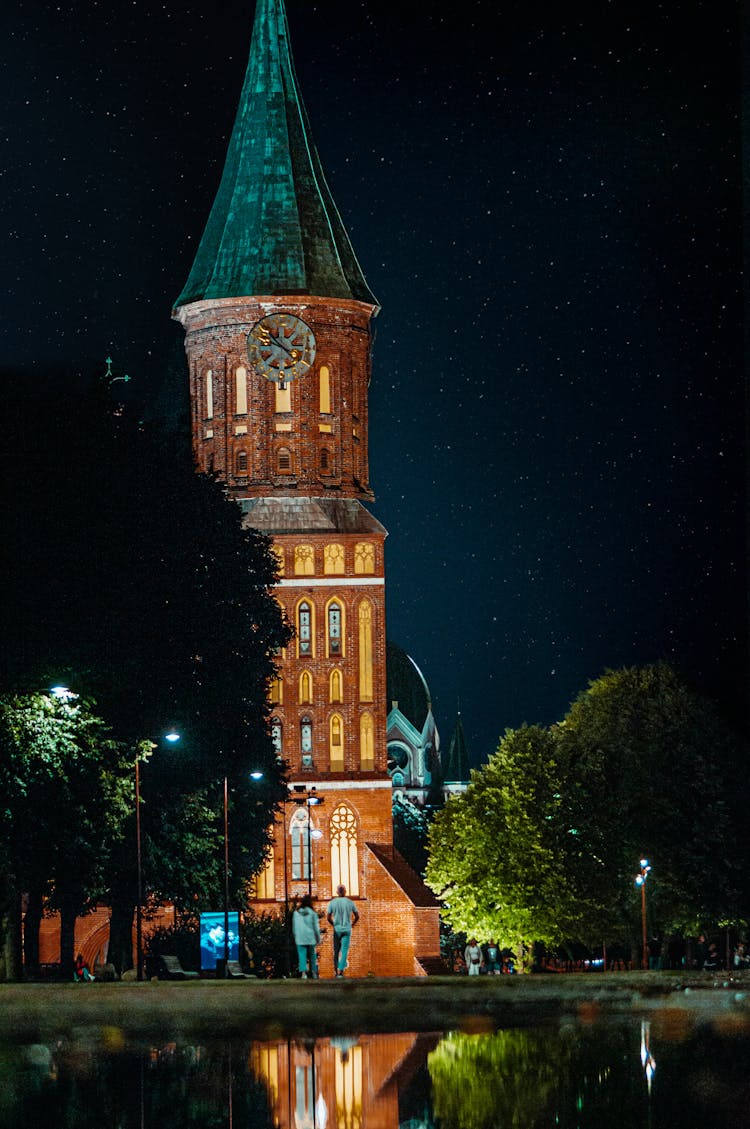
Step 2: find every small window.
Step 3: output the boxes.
[320,447,330,473]
[235,449,248,476]
[277,447,292,473]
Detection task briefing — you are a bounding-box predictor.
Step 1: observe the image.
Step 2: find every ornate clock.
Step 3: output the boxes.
[247,312,316,388]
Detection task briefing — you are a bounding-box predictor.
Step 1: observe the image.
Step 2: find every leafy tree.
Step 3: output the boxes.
[556,664,744,948]
[425,725,573,957]
[0,372,291,972]
[0,689,132,979]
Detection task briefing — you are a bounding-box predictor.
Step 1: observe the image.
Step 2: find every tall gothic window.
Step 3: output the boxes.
[327,601,342,656]
[290,808,309,880]
[319,365,331,414]
[360,711,375,771]
[294,545,315,576]
[298,602,312,656]
[329,713,344,769]
[271,718,282,755]
[330,804,359,896]
[329,668,343,703]
[358,600,373,701]
[354,542,375,574]
[299,670,313,704]
[300,715,313,766]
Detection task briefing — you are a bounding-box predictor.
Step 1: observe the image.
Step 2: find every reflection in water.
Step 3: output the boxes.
[1,1014,749,1128]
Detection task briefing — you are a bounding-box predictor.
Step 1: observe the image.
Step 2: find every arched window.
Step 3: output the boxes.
[250,845,275,899]
[271,545,285,577]
[299,670,313,704]
[234,449,248,476]
[300,714,313,766]
[297,601,313,657]
[354,542,375,574]
[319,365,331,414]
[327,600,343,657]
[360,712,375,770]
[329,668,343,703]
[320,447,331,474]
[324,543,345,575]
[235,366,247,415]
[294,545,315,576]
[271,718,282,755]
[358,600,373,701]
[291,807,310,881]
[269,676,283,705]
[330,804,359,896]
[204,369,213,419]
[329,713,344,769]
[277,447,292,474]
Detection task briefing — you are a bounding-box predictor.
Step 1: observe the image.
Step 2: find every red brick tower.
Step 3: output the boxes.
[173,0,439,976]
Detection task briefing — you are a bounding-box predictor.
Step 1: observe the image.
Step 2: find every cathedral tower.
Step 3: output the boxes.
[173,0,439,977]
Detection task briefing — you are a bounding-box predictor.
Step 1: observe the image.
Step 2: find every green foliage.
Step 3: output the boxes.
[425,666,745,955]
[144,922,201,977]
[0,689,132,921]
[241,909,290,978]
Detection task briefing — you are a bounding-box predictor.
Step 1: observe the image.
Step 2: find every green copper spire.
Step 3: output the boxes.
[175,0,377,309]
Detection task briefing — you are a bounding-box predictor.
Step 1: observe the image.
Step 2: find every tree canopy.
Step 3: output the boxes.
[425,665,745,958]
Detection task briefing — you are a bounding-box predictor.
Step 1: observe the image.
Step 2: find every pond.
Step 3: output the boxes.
[2,1010,749,1128]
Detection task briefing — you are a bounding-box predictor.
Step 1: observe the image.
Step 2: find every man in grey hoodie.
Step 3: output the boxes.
[292,894,321,979]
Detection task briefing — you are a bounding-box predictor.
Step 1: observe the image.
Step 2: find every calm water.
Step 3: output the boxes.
[2,1013,749,1128]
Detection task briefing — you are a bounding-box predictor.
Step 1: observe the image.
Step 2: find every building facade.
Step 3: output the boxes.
[173,0,440,976]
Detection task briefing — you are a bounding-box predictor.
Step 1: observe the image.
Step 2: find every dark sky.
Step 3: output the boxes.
[4,1,744,764]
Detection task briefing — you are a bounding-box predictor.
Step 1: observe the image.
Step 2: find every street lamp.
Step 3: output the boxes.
[135,731,180,981]
[221,769,264,977]
[634,858,651,971]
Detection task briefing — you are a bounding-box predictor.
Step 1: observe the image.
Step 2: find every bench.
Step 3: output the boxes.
[225,960,254,979]
[156,954,200,980]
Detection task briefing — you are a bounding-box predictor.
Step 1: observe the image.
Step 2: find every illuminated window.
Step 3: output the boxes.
[271,718,282,755]
[319,365,331,413]
[235,366,247,415]
[324,543,345,575]
[327,600,343,656]
[335,1047,363,1129]
[354,542,375,574]
[277,447,292,474]
[275,382,291,413]
[204,370,213,419]
[330,804,359,896]
[270,676,283,705]
[360,711,375,770]
[329,668,343,703]
[358,600,373,701]
[300,714,313,766]
[297,601,313,656]
[234,449,248,476]
[294,545,315,576]
[291,808,310,880]
[299,670,313,704]
[271,545,285,576]
[251,846,274,899]
[329,713,344,769]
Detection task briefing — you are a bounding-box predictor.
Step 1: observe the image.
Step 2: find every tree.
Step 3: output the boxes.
[0,689,132,979]
[556,664,744,948]
[0,371,291,971]
[425,725,574,957]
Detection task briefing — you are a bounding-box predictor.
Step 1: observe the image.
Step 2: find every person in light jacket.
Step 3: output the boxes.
[293,894,321,979]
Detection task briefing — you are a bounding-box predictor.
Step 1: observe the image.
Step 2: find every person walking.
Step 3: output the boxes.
[292,894,321,979]
[326,885,359,977]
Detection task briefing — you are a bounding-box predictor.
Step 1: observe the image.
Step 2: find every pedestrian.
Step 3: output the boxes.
[464,938,483,976]
[326,884,359,977]
[292,894,321,979]
[484,939,502,975]
[73,953,95,982]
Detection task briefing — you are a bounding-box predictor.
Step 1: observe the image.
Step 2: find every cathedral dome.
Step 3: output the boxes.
[386,641,432,730]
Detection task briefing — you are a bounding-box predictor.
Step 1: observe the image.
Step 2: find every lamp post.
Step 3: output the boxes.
[135,731,180,981]
[305,789,324,898]
[634,858,651,971]
[221,769,264,976]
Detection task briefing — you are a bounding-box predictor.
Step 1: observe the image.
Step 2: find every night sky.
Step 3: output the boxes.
[4,1,744,764]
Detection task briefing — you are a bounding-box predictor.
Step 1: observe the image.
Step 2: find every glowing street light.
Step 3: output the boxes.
[135,731,180,981]
[634,858,652,971]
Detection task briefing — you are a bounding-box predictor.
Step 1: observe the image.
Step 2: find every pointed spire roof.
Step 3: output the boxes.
[443,713,470,784]
[175,0,377,309]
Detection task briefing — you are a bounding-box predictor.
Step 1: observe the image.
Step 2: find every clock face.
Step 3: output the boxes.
[247,313,316,385]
